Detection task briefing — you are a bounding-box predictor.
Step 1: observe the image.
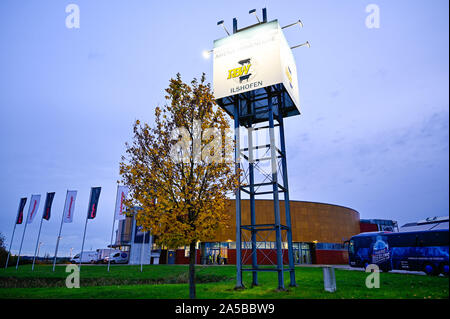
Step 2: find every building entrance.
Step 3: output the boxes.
[203,242,228,264]
[293,243,312,264]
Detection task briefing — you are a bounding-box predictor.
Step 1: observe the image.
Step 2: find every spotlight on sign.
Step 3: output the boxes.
[217,20,230,36]
[249,9,261,23]
[282,19,304,29]
[291,41,310,50]
[202,49,213,59]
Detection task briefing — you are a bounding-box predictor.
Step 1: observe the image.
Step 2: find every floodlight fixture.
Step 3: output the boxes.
[282,19,304,29]
[217,20,230,36]
[249,9,261,23]
[202,49,213,59]
[290,41,310,50]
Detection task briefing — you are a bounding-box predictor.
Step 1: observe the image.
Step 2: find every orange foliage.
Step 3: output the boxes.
[120,73,240,249]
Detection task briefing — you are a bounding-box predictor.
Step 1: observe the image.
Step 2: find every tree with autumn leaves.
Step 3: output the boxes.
[120,73,239,299]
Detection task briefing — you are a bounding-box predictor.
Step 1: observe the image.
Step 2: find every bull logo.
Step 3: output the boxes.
[227,58,252,83]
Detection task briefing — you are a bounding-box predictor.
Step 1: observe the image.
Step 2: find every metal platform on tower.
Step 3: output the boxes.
[216,76,300,127]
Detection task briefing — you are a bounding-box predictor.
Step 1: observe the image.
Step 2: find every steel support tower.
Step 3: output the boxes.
[231,83,297,290]
[214,8,303,290]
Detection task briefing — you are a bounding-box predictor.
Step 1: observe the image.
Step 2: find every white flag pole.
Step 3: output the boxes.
[5,220,18,269]
[6,198,26,269]
[53,191,68,272]
[79,216,88,271]
[79,188,93,271]
[107,185,119,272]
[131,216,136,268]
[107,215,116,272]
[108,186,127,271]
[108,185,119,272]
[15,203,31,270]
[31,212,45,271]
[140,230,146,272]
[149,230,153,265]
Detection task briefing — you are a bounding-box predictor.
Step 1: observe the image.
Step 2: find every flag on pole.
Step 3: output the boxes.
[16,198,27,224]
[63,191,77,223]
[114,186,129,220]
[42,192,55,221]
[27,195,41,224]
[87,187,101,219]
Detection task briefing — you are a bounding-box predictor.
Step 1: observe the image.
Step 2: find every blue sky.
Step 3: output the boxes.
[0,0,448,257]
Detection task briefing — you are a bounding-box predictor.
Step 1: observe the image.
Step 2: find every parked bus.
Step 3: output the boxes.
[347,229,449,275]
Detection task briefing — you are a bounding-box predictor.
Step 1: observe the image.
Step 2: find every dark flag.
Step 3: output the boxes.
[87,187,101,219]
[16,198,27,224]
[42,192,55,220]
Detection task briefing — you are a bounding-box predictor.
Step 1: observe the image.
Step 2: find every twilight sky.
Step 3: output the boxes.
[0,0,448,257]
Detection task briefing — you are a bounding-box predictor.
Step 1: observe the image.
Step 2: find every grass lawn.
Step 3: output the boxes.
[0,264,448,299]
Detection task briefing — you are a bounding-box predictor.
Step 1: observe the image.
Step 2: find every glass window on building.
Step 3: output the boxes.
[183,242,201,257]
[316,243,345,250]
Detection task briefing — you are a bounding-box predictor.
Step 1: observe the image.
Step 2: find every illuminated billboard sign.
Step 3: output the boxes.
[213,20,300,114]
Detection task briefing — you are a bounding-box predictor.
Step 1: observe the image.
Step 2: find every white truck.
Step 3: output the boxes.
[70,251,99,264]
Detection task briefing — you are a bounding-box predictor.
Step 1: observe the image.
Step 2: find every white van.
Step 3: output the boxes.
[97,249,121,263]
[104,251,129,264]
[70,251,99,264]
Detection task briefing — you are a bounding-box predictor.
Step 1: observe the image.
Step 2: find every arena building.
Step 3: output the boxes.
[112,199,360,265]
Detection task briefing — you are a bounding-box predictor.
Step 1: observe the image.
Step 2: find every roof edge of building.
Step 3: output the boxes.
[228,198,359,215]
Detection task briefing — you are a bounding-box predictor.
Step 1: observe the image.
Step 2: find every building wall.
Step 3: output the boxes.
[225,249,292,265]
[214,199,360,244]
[116,217,133,245]
[175,249,201,264]
[127,216,153,265]
[174,200,359,265]
[122,200,360,265]
[360,222,378,233]
[129,243,151,265]
[360,219,398,232]
[315,250,349,264]
[176,247,349,265]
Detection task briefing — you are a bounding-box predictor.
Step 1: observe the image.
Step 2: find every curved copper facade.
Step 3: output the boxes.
[215,199,360,244]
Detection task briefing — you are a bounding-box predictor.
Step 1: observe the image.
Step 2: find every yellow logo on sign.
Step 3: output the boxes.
[285,66,293,89]
[227,64,252,79]
[285,67,292,83]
